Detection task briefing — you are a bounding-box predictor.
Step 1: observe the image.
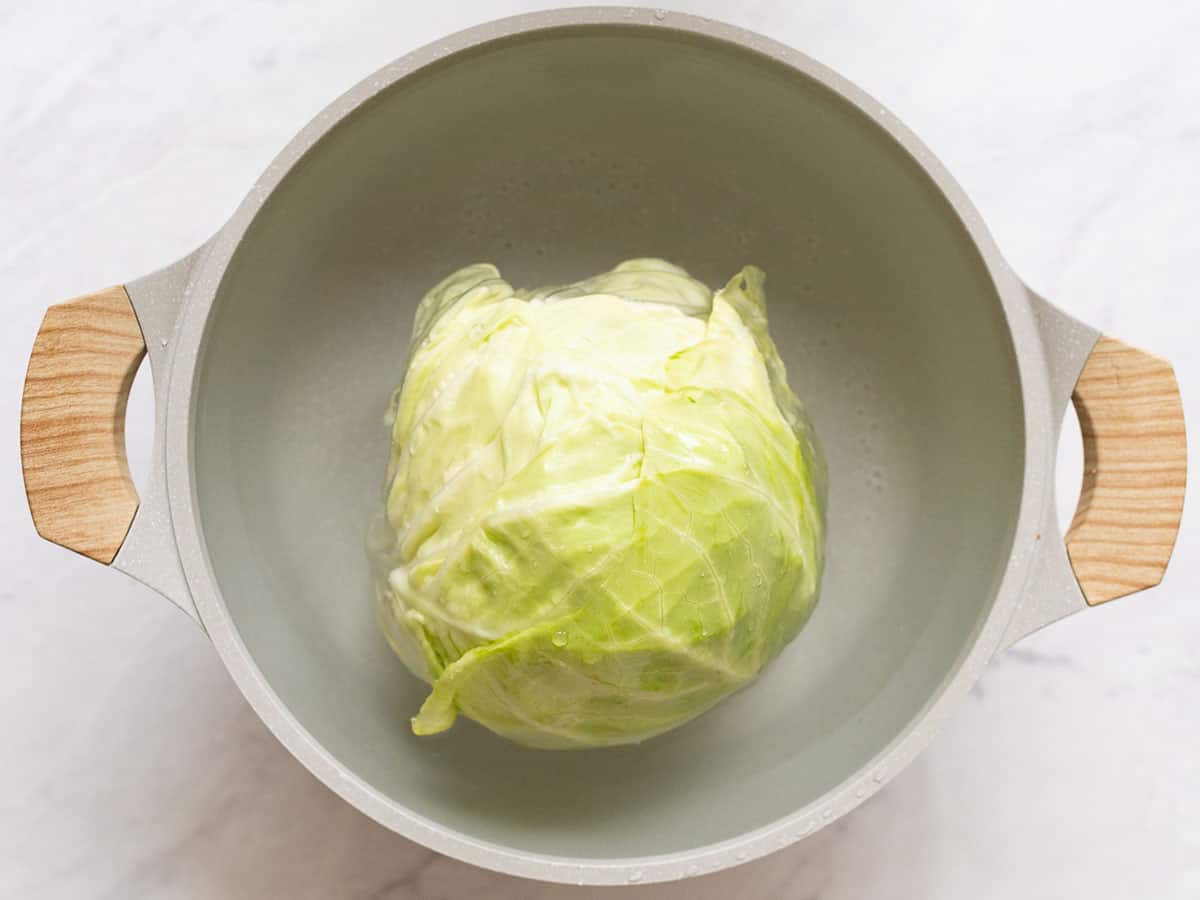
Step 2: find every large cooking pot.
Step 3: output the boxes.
[19,8,1186,885]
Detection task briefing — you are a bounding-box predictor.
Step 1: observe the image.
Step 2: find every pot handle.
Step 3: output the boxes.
[21,286,145,564]
[999,292,1186,650]
[21,248,208,627]
[1065,336,1186,604]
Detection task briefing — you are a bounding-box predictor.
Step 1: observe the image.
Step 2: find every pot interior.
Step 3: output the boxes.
[192,23,1024,861]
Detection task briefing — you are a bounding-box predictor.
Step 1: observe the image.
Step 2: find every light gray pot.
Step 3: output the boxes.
[19,8,1187,886]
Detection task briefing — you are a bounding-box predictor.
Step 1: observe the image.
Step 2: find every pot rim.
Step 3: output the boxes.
[163,6,1052,885]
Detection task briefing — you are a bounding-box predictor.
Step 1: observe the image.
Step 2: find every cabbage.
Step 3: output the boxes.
[370,259,825,749]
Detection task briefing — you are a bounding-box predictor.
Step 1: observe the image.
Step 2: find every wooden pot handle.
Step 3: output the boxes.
[1065,336,1187,605]
[20,286,146,564]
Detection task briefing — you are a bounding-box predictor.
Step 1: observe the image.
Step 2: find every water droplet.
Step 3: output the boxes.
[873,768,886,783]
[736,851,748,862]
[823,807,833,819]
[686,864,699,877]
[158,337,168,348]
[628,869,644,883]
[653,8,667,20]
[856,787,865,799]
[552,629,569,648]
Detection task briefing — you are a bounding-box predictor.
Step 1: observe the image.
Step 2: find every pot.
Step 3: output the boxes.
[19,8,1186,885]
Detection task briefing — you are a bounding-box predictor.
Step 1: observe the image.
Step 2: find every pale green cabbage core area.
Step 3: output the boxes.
[370,259,826,749]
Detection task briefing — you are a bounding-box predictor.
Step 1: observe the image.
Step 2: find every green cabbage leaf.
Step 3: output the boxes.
[371,259,825,749]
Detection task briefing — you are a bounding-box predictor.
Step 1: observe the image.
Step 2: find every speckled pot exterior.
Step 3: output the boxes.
[107,8,1102,885]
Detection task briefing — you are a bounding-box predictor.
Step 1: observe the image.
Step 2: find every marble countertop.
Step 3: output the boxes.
[2,1,1198,897]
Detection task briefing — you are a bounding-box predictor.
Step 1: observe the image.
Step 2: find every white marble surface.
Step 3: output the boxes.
[2,1,1198,897]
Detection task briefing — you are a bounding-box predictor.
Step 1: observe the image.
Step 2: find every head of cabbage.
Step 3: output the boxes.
[370,259,825,749]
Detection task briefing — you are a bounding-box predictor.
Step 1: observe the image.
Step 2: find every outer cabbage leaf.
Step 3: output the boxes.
[371,259,825,748]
